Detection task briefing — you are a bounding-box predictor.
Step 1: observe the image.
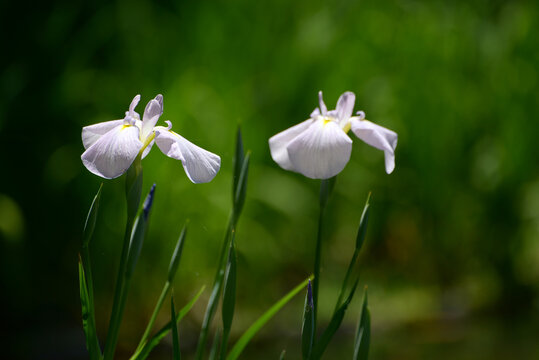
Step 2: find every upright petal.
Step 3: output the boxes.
[81,124,143,179]
[287,120,352,179]
[336,92,355,123]
[269,119,313,171]
[141,94,163,141]
[351,118,398,174]
[318,91,328,115]
[154,129,221,183]
[82,119,124,149]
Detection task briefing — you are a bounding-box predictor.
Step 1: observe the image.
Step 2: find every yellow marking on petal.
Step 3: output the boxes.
[342,122,351,133]
[121,124,131,130]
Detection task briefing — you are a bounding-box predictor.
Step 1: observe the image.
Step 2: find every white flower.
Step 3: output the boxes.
[269,91,397,179]
[81,94,221,183]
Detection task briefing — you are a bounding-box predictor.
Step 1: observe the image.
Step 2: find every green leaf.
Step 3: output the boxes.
[226,277,312,360]
[355,193,371,251]
[83,183,102,247]
[125,185,155,279]
[221,235,237,358]
[132,286,205,360]
[233,151,250,223]
[353,290,371,360]
[233,127,245,202]
[78,257,101,360]
[301,280,314,360]
[171,295,181,360]
[279,350,286,360]
[222,235,237,332]
[209,330,221,360]
[168,222,188,282]
[334,193,371,313]
[134,222,189,355]
[311,280,359,359]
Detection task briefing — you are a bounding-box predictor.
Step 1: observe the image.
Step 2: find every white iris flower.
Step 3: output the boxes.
[269,91,397,179]
[81,94,221,183]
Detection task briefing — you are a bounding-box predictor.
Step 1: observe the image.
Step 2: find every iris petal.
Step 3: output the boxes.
[82,119,124,149]
[81,124,143,179]
[154,129,221,183]
[351,118,398,174]
[336,91,355,123]
[269,119,313,171]
[141,94,163,141]
[286,120,352,179]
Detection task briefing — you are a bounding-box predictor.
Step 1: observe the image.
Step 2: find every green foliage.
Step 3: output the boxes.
[301,280,314,360]
[226,277,312,360]
[171,295,181,360]
[353,291,371,360]
[78,257,101,360]
[132,286,205,360]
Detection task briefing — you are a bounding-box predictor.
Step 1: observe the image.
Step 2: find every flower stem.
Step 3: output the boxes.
[312,177,335,337]
[103,159,143,360]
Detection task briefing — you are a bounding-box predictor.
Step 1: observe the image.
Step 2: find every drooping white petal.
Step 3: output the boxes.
[154,129,221,183]
[82,119,124,149]
[81,124,143,179]
[141,94,163,141]
[336,91,355,123]
[286,120,352,179]
[350,118,398,174]
[269,119,314,171]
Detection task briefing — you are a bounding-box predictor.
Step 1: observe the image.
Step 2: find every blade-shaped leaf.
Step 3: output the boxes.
[355,193,371,251]
[222,235,237,332]
[132,286,205,360]
[233,127,245,201]
[168,222,188,281]
[233,152,250,223]
[83,183,102,247]
[171,295,181,360]
[125,184,156,279]
[279,350,286,360]
[226,277,311,360]
[78,257,101,360]
[209,330,221,360]
[353,290,370,360]
[221,234,237,358]
[301,280,314,360]
[311,280,359,359]
[335,193,371,312]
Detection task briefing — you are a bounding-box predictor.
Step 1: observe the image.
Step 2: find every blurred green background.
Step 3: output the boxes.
[1,0,538,358]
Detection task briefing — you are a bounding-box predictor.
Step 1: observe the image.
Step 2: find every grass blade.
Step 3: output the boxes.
[220,234,237,359]
[78,256,101,360]
[132,286,205,360]
[209,330,221,360]
[226,277,312,360]
[134,222,188,355]
[353,290,371,360]
[171,295,181,360]
[233,127,245,202]
[83,183,102,247]
[80,183,103,360]
[301,280,314,360]
[279,350,286,360]
[233,152,250,223]
[311,280,359,359]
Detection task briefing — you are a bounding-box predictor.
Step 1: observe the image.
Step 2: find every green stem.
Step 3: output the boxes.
[312,201,325,334]
[134,280,172,353]
[334,249,359,313]
[195,214,234,360]
[103,217,135,360]
[103,160,143,360]
[81,243,101,359]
